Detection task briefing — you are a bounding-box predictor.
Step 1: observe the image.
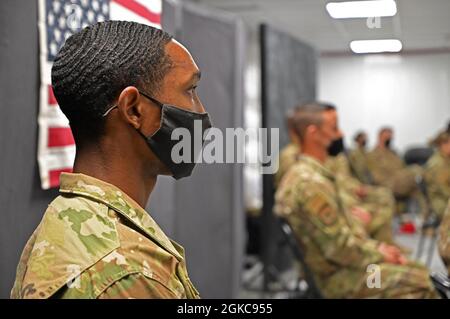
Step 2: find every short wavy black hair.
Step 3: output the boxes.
[51,20,173,146]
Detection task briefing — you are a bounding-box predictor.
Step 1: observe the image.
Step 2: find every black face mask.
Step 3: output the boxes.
[103,91,212,180]
[327,137,345,156]
[142,92,212,179]
[385,139,392,149]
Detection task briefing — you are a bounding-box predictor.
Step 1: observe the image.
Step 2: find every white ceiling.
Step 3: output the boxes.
[191,0,450,53]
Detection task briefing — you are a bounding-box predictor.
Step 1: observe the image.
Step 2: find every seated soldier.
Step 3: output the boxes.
[275,102,438,298]
[323,106,395,244]
[367,127,426,216]
[276,106,396,245]
[424,131,450,220]
[348,131,373,185]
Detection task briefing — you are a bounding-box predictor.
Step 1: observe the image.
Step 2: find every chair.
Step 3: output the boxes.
[242,218,322,298]
[430,272,450,299]
[404,147,434,166]
[277,217,323,298]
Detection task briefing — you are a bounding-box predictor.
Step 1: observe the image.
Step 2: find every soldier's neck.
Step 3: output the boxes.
[376,142,387,150]
[302,146,328,163]
[73,148,157,209]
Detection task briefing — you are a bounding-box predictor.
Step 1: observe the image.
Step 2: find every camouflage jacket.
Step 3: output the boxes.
[275,155,384,297]
[367,147,405,186]
[325,153,392,209]
[326,154,395,241]
[424,151,450,218]
[348,147,372,184]
[325,154,365,220]
[274,142,300,188]
[11,173,200,299]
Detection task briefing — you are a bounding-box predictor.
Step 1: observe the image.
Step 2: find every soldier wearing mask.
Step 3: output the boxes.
[11,21,211,299]
[323,107,395,244]
[367,128,425,216]
[276,105,396,244]
[275,102,438,298]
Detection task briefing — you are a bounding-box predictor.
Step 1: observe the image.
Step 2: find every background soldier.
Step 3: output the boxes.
[367,127,426,216]
[275,102,438,298]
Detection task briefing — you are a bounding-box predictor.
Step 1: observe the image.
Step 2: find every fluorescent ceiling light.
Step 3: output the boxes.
[326,0,397,19]
[350,39,402,53]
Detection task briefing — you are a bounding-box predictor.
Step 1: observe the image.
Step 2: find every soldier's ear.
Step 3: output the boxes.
[117,86,145,130]
[306,125,318,136]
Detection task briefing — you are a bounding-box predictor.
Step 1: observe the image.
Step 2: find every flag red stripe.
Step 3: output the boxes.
[48,85,57,105]
[114,0,161,24]
[48,127,75,147]
[49,168,72,188]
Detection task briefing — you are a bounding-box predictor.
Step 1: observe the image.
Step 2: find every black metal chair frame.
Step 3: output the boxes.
[277,217,324,299]
[430,272,450,299]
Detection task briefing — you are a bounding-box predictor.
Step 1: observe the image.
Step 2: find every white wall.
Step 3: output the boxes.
[318,53,450,153]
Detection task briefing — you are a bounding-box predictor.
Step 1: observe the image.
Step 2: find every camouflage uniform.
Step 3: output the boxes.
[348,146,372,185]
[367,147,419,198]
[424,151,450,219]
[274,142,300,187]
[326,154,395,244]
[275,155,438,298]
[367,147,426,215]
[439,201,450,274]
[11,173,200,299]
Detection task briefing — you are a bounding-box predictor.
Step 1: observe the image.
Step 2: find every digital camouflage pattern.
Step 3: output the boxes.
[276,144,372,238]
[274,142,300,187]
[275,155,438,298]
[325,154,395,243]
[11,173,200,299]
[367,147,427,216]
[367,147,419,197]
[424,151,450,219]
[439,200,450,274]
[277,147,395,243]
[348,146,372,185]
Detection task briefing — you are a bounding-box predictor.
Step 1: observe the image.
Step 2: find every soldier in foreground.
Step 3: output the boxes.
[11,21,210,299]
[275,102,438,298]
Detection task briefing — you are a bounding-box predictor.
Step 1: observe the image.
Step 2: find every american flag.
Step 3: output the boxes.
[37,0,162,189]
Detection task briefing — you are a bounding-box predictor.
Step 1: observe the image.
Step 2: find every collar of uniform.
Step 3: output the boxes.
[374,146,394,155]
[299,155,335,180]
[59,173,183,261]
[438,150,450,163]
[357,146,367,154]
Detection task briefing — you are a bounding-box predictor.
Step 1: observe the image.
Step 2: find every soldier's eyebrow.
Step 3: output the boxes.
[189,71,201,83]
[193,71,201,81]
[179,70,201,89]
